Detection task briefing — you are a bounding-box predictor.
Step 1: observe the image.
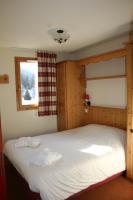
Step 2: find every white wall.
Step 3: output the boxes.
[86,58,125,77]
[73,34,129,59]
[0,48,74,141]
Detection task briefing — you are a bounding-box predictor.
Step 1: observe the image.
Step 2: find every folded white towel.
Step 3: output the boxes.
[15,137,41,148]
[30,148,62,166]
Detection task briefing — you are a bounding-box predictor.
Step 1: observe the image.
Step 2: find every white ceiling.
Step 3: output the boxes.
[0,0,132,52]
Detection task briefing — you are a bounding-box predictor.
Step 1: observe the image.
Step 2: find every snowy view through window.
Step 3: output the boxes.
[20,61,38,105]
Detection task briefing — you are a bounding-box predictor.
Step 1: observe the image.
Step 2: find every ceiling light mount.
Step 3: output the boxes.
[57,29,64,33]
[48,28,70,44]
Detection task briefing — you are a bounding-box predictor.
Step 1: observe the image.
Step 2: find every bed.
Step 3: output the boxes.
[4,124,126,200]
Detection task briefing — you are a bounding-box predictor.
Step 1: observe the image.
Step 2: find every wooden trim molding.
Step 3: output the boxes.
[86,75,126,81]
[78,48,126,66]
[15,57,37,62]
[15,57,38,111]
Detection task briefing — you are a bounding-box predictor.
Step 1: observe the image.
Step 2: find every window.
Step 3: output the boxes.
[15,57,38,111]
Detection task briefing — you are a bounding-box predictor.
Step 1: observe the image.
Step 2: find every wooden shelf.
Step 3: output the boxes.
[86,75,126,81]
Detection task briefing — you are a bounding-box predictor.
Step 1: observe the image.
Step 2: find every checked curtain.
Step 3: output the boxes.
[37,51,57,116]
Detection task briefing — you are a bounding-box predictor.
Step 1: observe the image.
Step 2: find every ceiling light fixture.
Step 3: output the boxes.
[48,28,70,44]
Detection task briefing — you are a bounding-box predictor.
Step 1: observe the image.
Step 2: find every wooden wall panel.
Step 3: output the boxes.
[66,62,85,129]
[84,106,126,130]
[126,41,133,179]
[56,61,86,131]
[56,62,68,131]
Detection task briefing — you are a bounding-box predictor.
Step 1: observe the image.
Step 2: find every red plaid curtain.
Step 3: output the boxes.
[37,51,57,116]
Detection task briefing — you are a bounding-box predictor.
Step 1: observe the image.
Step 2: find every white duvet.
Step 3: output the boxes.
[4,124,126,200]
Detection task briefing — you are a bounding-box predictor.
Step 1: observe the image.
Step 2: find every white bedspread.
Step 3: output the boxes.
[4,124,126,200]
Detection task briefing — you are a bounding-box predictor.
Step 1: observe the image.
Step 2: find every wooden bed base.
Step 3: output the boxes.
[5,156,41,200]
[67,171,124,200]
[5,156,125,200]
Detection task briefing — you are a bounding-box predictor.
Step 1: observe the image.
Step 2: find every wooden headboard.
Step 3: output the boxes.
[84,106,127,130]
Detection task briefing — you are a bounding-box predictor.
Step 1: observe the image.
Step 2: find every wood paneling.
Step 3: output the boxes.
[126,41,133,180]
[84,106,126,130]
[56,62,68,131]
[78,48,126,66]
[57,60,126,131]
[66,62,85,129]
[56,61,85,131]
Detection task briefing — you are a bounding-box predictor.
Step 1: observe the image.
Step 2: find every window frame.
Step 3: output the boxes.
[15,57,38,111]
